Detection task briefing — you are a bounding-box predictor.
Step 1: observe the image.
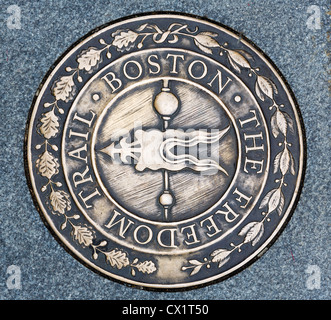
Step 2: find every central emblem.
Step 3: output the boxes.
[99,79,230,220]
[25,13,305,290]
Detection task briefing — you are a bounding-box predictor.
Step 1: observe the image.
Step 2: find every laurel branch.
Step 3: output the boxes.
[172,26,296,276]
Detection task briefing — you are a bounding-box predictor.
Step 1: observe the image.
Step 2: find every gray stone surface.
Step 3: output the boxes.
[0,0,329,300]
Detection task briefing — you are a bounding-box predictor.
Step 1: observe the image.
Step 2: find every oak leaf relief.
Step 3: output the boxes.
[38,108,59,139]
[104,249,130,269]
[77,47,102,72]
[52,75,76,102]
[50,190,71,215]
[132,259,157,274]
[111,30,139,51]
[36,150,59,180]
[71,225,94,247]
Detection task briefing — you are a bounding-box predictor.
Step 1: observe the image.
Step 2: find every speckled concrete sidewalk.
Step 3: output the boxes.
[0,0,329,300]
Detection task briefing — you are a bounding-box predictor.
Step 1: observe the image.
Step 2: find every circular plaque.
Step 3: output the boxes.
[25,13,305,290]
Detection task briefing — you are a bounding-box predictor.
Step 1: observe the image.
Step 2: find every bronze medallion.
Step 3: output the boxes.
[25,13,306,290]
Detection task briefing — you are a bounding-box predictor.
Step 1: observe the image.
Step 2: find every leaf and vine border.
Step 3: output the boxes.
[182,85,296,276]
[34,20,297,278]
[33,33,160,278]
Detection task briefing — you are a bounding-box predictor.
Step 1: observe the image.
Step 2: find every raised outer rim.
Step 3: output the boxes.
[24,11,307,292]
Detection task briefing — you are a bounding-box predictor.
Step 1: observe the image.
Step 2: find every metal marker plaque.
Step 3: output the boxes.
[25,13,305,290]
